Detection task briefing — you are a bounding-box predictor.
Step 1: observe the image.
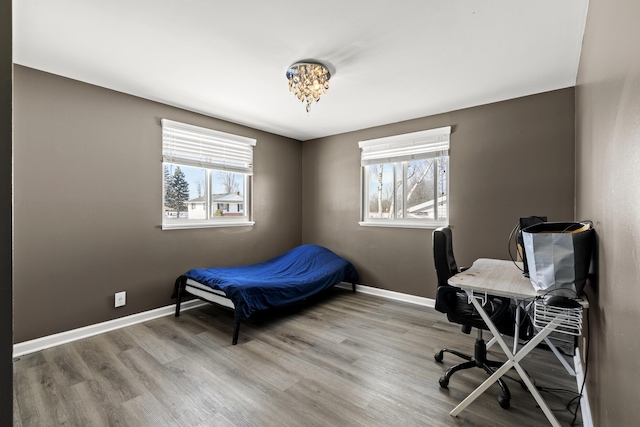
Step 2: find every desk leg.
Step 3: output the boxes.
[450,314,558,416]
[511,352,562,427]
[513,298,521,353]
[450,357,515,416]
[450,291,563,427]
[510,320,563,427]
[486,335,498,350]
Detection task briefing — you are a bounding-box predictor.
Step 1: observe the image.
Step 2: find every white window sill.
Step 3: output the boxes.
[358,220,446,230]
[162,220,255,230]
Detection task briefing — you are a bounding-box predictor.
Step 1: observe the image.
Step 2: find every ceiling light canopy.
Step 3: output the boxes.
[286,62,331,113]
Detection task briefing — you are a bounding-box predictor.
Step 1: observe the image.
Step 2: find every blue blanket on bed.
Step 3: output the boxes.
[184,244,359,322]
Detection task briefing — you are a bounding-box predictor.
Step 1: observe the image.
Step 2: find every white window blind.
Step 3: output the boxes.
[162,119,256,175]
[358,126,451,166]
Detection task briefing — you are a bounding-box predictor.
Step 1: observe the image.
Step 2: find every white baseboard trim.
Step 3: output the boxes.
[574,348,593,427]
[14,284,434,358]
[13,299,208,358]
[336,282,436,308]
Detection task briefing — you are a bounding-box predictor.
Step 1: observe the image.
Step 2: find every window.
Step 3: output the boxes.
[359,126,450,228]
[162,119,256,229]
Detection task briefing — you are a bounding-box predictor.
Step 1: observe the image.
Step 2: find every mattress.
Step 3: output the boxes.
[183,244,358,322]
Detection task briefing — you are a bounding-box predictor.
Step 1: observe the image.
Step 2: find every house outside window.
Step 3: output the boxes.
[162,119,256,229]
[359,126,450,228]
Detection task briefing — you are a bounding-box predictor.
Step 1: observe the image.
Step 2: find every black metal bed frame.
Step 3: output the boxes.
[173,275,357,345]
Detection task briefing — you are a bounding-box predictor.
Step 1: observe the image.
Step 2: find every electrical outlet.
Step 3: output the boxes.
[115,291,126,308]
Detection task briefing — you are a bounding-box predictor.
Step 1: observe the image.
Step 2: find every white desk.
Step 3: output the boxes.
[447,258,586,427]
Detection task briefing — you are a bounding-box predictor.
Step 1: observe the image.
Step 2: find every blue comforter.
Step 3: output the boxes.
[184,244,359,322]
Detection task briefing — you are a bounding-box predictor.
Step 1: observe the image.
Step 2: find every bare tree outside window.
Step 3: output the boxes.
[407,159,434,204]
[366,157,447,221]
[196,179,205,197]
[368,163,394,218]
[217,171,240,194]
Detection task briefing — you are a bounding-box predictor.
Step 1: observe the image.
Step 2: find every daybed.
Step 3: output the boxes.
[172,244,359,344]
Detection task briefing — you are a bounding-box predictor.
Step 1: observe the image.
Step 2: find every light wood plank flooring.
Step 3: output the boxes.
[14,289,583,426]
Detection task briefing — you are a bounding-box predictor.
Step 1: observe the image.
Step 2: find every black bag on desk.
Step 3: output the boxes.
[517,216,547,277]
[522,221,595,296]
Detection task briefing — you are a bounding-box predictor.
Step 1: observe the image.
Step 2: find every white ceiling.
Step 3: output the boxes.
[13,0,589,141]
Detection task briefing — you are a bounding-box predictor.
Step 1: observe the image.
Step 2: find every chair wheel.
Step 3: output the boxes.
[434,352,444,363]
[439,376,449,389]
[498,396,510,409]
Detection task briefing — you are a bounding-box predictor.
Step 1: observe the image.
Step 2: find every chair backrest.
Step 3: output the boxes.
[433,227,459,288]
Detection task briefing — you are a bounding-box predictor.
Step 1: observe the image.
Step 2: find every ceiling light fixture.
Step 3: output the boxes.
[286,62,331,113]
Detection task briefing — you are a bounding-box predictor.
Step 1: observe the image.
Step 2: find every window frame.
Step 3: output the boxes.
[358,126,451,229]
[161,119,256,230]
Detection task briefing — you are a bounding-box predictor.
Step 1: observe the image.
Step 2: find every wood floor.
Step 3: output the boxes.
[13,289,583,426]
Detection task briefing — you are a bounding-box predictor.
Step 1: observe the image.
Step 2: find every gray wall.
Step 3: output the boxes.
[1,0,12,423]
[576,0,640,424]
[13,66,302,343]
[302,89,576,298]
[13,67,577,343]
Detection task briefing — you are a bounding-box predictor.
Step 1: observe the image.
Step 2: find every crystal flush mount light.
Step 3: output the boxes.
[286,62,331,112]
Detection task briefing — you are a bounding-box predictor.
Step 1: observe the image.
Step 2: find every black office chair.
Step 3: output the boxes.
[432,226,515,409]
